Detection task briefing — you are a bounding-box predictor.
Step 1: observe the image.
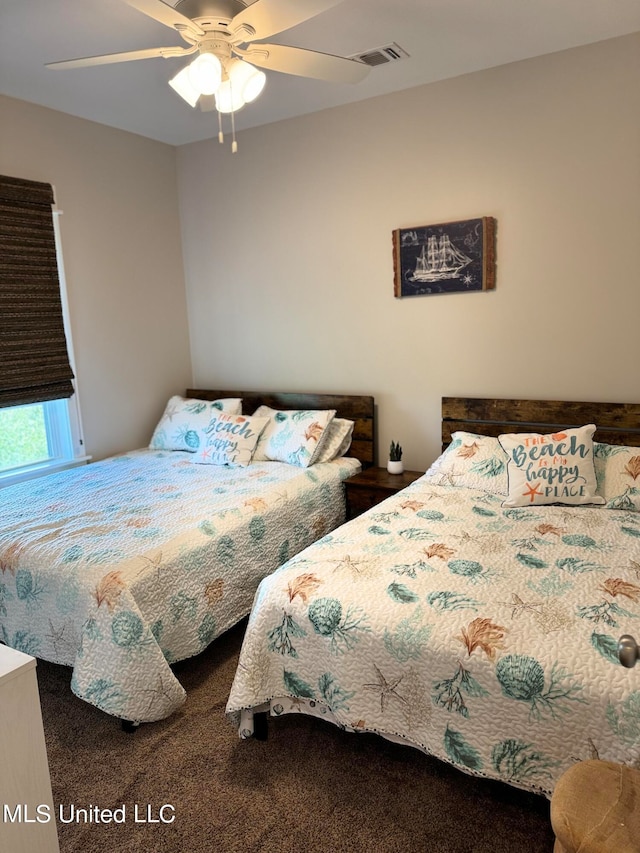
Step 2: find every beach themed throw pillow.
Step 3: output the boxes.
[189,412,269,467]
[499,424,605,508]
[423,431,508,495]
[252,406,336,467]
[314,418,355,463]
[149,395,242,452]
[594,442,640,512]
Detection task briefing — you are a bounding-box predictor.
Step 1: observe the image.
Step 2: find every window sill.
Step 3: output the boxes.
[0,456,92,489]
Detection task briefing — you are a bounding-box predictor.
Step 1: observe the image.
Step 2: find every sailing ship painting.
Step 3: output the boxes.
[393,217,496,297]
[412,234,472,283]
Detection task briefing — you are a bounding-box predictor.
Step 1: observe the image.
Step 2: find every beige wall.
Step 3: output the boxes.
[177,33,640,472]
[3,33,638,471]
[0,95,192,460]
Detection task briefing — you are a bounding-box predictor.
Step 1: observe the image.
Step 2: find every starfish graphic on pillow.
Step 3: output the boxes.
[523,482,543,502]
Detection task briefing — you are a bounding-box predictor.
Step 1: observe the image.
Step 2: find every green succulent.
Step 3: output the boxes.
[389,440,403,461]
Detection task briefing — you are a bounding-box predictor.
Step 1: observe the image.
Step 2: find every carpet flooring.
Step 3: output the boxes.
[37,618,556,852]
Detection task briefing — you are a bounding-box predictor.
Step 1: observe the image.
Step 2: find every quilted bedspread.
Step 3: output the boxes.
[227,477,640,796]
[0,449,359,722]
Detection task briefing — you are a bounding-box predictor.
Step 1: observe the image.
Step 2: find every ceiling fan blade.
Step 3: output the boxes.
[46,45,196,70]
[231,0,343,43]
[235,44,370,83]
[123,0,205,38]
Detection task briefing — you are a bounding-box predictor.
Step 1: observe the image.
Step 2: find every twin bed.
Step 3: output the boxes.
[0,389,374,725]
[226,397,640,797]
[3,391,639,800]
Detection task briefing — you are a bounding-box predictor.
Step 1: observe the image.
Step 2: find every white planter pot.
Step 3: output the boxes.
[387,460,404,474]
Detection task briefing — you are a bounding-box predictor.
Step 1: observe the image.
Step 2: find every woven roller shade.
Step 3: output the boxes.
[0,174,75,408]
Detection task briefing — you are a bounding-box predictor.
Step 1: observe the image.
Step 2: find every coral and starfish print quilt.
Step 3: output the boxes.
[227,478,640,796]
[0,449,359,722]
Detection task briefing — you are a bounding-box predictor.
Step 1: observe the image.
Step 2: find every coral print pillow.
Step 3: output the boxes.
[498,424,605,508]
[594,442,640,512]
[423,431,508,495]
[149,395,242,452]
[190,412,269,467]
[252,406,336,467]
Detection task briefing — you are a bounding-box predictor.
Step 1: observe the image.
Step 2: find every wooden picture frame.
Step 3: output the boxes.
[393,216,496,298]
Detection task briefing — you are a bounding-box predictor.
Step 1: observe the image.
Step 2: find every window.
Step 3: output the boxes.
[0,179,87,487]
[0,398,83,483]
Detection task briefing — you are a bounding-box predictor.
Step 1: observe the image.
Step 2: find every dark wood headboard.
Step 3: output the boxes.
[442,397,640,450]
[187,389,375,468]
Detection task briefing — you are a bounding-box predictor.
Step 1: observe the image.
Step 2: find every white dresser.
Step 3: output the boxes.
[0,645,60,853]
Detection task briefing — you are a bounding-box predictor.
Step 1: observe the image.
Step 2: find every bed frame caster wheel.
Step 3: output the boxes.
[121,719,140,733]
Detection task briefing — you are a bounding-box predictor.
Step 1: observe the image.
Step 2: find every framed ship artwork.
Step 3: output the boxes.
[392,216,496,297]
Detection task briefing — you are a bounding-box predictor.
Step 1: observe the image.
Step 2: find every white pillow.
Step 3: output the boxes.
[189,412,269,467]
[314,418,355,463]
[594,442,640,512]
[252,406,336,467]
[423,431,508,494]
[149,395,242,452]
[499,424,605,508]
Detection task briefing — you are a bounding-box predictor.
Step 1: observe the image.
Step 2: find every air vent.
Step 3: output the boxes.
[349,42,409,67]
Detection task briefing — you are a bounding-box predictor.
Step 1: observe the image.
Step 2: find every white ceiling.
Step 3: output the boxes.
[2,0,640,147]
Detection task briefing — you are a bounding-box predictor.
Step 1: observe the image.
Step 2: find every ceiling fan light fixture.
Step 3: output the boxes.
[187,52,222,95]
[228,59,266,104]
[168,65,200,107]
[52,0,372,149]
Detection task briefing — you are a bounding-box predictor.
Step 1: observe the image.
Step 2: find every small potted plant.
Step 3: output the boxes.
[387,440,404,474]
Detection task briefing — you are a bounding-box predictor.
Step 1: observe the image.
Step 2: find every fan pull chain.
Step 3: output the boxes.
[229,78,238,153]
[218,109,223,144]
[231,105,237,153]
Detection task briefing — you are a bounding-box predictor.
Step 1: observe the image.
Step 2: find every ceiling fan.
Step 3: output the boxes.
[46,0,370,150]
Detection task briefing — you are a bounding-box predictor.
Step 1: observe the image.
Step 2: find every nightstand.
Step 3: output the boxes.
[345,466,424,519]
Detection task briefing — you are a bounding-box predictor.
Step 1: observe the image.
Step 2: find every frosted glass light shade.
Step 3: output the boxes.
[169,55,266,116]
[168,66,200,108]
[215,79,245,113]
[229,59,266,103]
[188,53,222,95]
